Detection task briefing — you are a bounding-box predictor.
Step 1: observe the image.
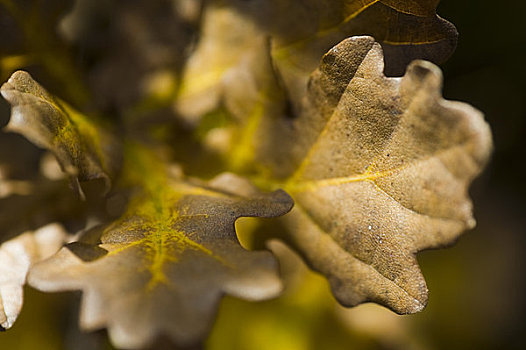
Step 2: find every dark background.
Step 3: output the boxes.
[413,0,526,348]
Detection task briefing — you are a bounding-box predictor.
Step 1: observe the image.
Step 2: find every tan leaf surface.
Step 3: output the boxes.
[1,71,122,198]
[0,223,67,329]
[28,144,293,349]
[255,37,492,313]
[176,0,456,123]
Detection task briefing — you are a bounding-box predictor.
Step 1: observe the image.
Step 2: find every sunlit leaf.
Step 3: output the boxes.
[176,0,457,124]
[253,37,492,313]
[176,1,272,123]
[0,1,495,347]
[28,144,293,349]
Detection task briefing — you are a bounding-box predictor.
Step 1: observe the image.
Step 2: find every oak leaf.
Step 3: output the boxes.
[28,145,293,349]
[176,0,457,123]
[253,37,492,313]
[0,4,493,346]
[1,71,122,198]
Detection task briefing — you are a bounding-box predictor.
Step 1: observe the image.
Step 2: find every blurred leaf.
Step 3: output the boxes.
[1,71,122,198]
[176,2,272,122]
[0,0,88,106]
[0,223,66,329]
[0,0,500,347]
[176,0,457,123]
[61,0,199,114]
[0,178,88,242]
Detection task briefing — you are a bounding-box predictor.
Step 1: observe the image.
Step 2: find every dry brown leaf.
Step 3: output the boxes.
[176,0,457,123]
[1,71,122,198]
[175,1,270,122]
[253,36,492,313]
[28,145,293,349]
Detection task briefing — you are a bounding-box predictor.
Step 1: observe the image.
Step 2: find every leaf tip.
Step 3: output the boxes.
[1,70,34,97]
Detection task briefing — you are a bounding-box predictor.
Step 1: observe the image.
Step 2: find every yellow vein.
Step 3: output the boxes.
[273,0,380,60]
[285,165,405,193]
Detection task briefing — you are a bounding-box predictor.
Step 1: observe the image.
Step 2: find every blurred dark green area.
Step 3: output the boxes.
[1,0,525,349]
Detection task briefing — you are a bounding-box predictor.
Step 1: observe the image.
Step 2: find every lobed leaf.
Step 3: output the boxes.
[28,144,293,349]
[254,37,492,313]
[0,2,493,346]
[176,0,457,123]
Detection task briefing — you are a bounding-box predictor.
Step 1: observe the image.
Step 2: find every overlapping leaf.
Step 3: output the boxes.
[252,37,492,313]
[0,71,293,347]
[1,71,121,198]
[29,145,293,349]
[176,0,457,124]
